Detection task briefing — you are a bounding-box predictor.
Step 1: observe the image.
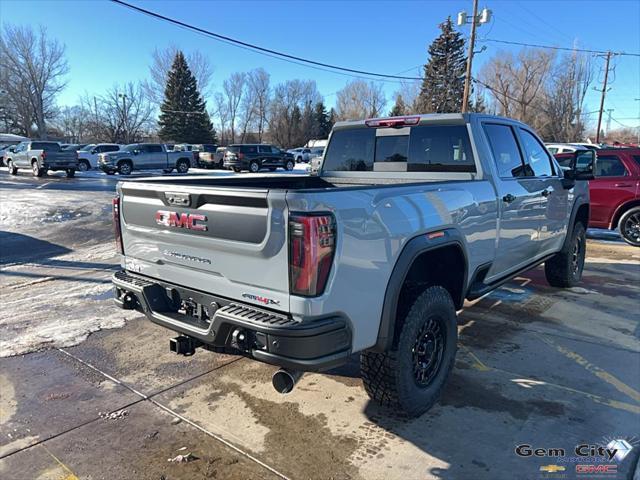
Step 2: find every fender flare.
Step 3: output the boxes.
[563,197,589,250]
[371,228,468,352]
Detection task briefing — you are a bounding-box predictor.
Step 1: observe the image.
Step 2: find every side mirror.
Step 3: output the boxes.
[91,149,98,154]
[8,147,15,153]
[568,150,596,180]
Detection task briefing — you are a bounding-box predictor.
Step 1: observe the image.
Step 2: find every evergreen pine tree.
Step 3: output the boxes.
[416,17,468,113]
[389,95,407,116]
[313,101,331,138]
[158,51,216,143]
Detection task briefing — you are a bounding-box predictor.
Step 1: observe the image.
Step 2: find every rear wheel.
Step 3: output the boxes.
[78,160,90,172]
[360,286,458,417]
[176,159,190,174]
[618,207,640,247]
[285,160,295,171]
[545,222,586,287]
[118,160,133,175]
[32,161,44,177]
[8,161,17,175]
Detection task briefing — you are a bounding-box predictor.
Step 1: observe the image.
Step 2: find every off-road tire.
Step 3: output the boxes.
[544,221,586,287]
[66,169,75,178]
[8,161,18,175]
[32,161,44,177]
[118,160,132,175]
[176,159,190,174]
[618,207,640,247]
[360,286,458,417]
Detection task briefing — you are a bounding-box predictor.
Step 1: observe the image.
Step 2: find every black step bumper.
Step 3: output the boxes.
[112,270,351,371]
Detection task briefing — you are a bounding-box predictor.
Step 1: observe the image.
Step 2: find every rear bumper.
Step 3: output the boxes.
[44,162,78,170]
[112,270,352,371]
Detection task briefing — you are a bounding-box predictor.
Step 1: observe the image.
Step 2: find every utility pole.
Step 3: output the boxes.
[457,1,491,113]
[595,51,612,144]
[605,108,614,137]
[119,93,128,144]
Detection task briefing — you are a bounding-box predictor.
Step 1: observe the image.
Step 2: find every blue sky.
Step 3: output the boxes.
[2,0,640,130]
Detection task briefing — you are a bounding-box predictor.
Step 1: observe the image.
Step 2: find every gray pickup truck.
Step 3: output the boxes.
[5,141,79,177]
[98,143,193,175]
[110,113,594,416]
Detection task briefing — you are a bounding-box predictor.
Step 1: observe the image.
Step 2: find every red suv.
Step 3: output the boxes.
[556,148,640,246]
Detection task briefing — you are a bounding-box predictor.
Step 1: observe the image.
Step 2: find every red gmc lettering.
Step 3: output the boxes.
[155,211,207,231]
[576,465,617,474]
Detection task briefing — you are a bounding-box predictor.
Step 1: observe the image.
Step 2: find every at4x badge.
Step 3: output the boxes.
[242,293,280,306]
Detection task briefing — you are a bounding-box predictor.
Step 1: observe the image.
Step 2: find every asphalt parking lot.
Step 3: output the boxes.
[1,169,639,480]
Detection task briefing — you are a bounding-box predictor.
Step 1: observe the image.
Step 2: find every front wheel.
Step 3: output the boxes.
[545,222,586,287]
[176,159,190,174]
[118,161,132,175]
[249,160,260,173]
[78,160,90,172]
[285,160,295,171]
[360,286,458,417]
[618,207,640,247]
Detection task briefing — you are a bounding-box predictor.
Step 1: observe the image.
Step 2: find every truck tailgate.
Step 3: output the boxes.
[119,182,290,311]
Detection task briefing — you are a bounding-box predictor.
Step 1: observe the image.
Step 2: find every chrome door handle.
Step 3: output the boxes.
[502,194,516,204]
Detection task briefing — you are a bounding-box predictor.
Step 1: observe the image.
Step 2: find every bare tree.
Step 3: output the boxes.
[143,46,214,105]
[0,24,69,138]
[212,92,230,145]
[246,68,271,142]
[222,72,246,144]
[268,79,321,147]
[54,105,89,142]
[335,80,386,121]
[81,82,153,143]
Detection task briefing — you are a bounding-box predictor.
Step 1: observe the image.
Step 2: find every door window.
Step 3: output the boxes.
[595,155,628,177]
[483,124,527,178]
[519,129,554,177]
[258,145,271,154]
[147,144,163,153]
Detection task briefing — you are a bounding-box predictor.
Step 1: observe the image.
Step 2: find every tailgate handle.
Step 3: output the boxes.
[166,192,192,207]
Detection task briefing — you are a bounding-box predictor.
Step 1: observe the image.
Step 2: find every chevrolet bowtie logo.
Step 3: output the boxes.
[540,465,565,473]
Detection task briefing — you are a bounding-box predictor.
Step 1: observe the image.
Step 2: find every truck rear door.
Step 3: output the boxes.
[118,182,290,311]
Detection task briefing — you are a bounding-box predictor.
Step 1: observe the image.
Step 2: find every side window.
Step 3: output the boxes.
[258,145,270,154]
[106,145,119,152]
[271,146,281,154]
[519,129,554,176]
[407,125,475,172]
[148,145,163,153]
[242,145,257,154]
[483,124,526,178]
[595,155,628,177]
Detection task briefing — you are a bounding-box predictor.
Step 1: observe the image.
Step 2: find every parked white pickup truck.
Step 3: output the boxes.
[98,143,192,175]
[77,144,121,171]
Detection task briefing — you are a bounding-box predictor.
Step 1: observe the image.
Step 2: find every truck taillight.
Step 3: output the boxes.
[112,196,124,254]
[40,151,47,160]
[289,213,336,297]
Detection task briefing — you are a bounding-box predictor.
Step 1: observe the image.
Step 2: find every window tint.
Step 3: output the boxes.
[632,155,640,167]
[483,124,527,178]
[519,129,554,176]
[323,128,375,171]
[147,144,163,153]
[408,125,474,171]
[596,155,628,177]
[271,146,281,154]
[375,135,409,163]
[104,145,119,152]
[258,145,271,153]
[241,145,258,154]
[31,142,61,152]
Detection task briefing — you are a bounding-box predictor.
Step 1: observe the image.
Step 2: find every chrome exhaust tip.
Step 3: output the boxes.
[272,368,303,394]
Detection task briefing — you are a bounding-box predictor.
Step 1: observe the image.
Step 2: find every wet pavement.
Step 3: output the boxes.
[1,169,639,480]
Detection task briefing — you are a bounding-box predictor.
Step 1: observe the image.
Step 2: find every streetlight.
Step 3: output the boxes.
[457,1,492,113]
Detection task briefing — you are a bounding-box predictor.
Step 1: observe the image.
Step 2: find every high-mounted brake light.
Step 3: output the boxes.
[289,213,336,297]
[365,116,420,128]
[112,196,124,254]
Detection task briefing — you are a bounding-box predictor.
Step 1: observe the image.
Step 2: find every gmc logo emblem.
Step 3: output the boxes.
[155,210,208,231]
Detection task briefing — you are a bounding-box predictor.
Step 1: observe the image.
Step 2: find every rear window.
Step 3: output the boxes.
[322,125,474,172]
[31,142,61,152]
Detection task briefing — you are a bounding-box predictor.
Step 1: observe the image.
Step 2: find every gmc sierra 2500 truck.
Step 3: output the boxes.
[110,114,594,416]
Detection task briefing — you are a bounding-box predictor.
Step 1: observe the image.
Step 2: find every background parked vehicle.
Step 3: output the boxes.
[545,143,591,155]
[224,144,295,172]
[192,144,219,168]
[288,147,312,163]
[555,148,640,246]
[5,141,79,177]
[62,143,90,152]
[98,143,192,175]
[77,143,121,171]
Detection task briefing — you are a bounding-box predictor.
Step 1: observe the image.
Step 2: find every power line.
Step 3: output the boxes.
[477,38,640,57]
[110,0,422,82]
